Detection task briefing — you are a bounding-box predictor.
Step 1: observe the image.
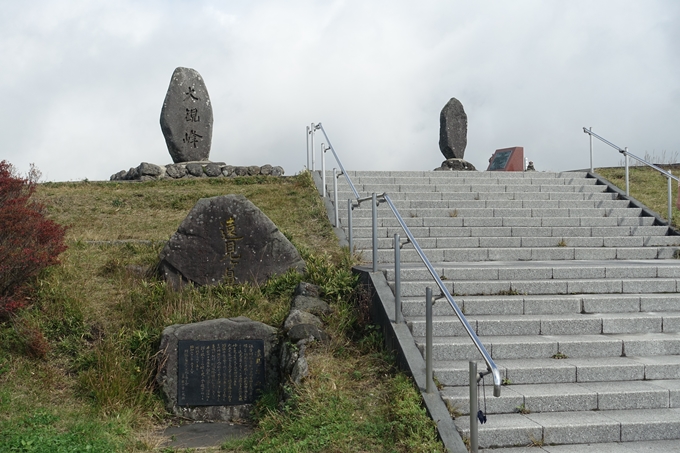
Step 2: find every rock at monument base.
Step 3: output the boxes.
[160,67,214,163]
[159,194,305,288]
[156,317,279,422]
[439,97,468,160]
[434,158,477,172]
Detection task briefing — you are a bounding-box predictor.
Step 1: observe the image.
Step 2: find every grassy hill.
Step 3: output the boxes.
[0,173,443,452]
[596,165,680,228]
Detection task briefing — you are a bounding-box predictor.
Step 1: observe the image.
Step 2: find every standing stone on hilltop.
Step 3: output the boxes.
[439,97,468,160]
[160,67,213,163]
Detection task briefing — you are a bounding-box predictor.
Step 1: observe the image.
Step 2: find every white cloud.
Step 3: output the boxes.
[0,0,678,180]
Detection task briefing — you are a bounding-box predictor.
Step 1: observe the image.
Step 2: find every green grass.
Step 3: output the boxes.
[596,165,680,228]
[1,172,443,452]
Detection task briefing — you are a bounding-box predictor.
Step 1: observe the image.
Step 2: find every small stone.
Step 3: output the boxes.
[126,167,139,180]
[110,170,127,181]
[294,282,322,298]
[186,163,204,177]
[260,164,273,176]
[527,161,536,171]
[271,166,284,177]
[137,162,163,177]
[165,164,186,179]
[222,165,234,177]
[287,324,330,343]
[247,165,261,176]
[284,309,323,331]
[234,166,248,176]
[435,158,477,171]
[292,295,332,317]
[439,97,468,160]
[204,163,222,177]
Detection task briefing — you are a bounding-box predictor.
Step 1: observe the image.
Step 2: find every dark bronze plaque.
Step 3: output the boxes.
[177,339,265,406]
[488,150,513,171]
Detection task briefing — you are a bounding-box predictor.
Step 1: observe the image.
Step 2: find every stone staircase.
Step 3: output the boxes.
[325,170,680,451]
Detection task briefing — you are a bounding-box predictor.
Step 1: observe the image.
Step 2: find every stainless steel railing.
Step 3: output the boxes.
[309,124,500,450]
[584,127,678,223]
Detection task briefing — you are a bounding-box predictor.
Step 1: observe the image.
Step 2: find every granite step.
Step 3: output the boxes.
[415,333,680,361]
[348,216,656,228]
[434,356,680,387]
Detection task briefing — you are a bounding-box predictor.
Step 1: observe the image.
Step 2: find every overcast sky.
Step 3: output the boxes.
[2,0,679,181]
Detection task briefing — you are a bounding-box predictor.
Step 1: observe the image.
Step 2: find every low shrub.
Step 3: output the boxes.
[0,161,67,318]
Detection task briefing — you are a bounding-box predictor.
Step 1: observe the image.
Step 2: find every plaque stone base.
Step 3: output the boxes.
[156,317,279,422]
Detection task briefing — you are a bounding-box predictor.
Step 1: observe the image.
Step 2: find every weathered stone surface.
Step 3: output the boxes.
[280,339,309,386]
[159,194,305,287]
[260,164,273,176]
[292,295,332,317]
[434,158,477,172]
[234,166,248,176]
[247,166,261,176]
[138,162,163,177]
[439,97,468,160]
[156,317,279,421]
[294,282,322,298]
[160,67,213,163]
[283,309,323,331]
[222,166,235,177]
[186,163,204,177]
[271,166,284,177]
[287,324,330,343]
[204,163,222,177]
[166,164,186,179]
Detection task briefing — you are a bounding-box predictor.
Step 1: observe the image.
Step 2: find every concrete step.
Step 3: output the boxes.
[334,175,600,185]
[406,312,680,337]
[334,198,630,210]
[334,189,618,201]
[346,206,641,219]
[358,235,679,250]
[433,356,680,387]
[395,277,680,297]
[347,216,656,228]
[415,333,680,361]
[341,170,590,178]
[349,225,667,238]
[360,246,678,264]
[401,293,680,316]
[442,380,680,415]
[385,261,680,282]
[454,408,680,449]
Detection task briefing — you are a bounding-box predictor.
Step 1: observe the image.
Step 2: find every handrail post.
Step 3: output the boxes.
[589,126,593,173]
[394,233,401,323]
[668,170,673,225]
[426,287,433,394]
[310,123,316,171]
[625,149,630,196]
[372,193,378,272]
[470,361,479,453]
[347,199,353,253]
[333,168,339,227]
[321,144,326,197]
[306,126,310,170]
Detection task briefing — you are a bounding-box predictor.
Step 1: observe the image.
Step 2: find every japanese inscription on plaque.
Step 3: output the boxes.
[486,147,525,172]
[488,150,512,171]
[177,339,265,406]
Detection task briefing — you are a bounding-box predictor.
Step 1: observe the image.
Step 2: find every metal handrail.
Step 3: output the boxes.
[380,193,502,397]
[583,127,677,223]
[317,123,361,200]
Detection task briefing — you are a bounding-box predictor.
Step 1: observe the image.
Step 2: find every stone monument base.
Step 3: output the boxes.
[110,162,284,182]
[434,158,477,171]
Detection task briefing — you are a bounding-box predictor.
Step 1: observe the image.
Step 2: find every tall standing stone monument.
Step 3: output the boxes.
[160,67,213,163]
[439,97,468,160]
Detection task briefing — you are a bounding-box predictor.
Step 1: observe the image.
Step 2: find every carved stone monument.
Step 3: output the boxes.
[156,317,279,421]
[439,97,468,160]
[158,194,305,288]
[160,67,213,163]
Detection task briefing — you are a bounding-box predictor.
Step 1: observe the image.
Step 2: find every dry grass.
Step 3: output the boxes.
[596,166,680,228]
[1,172,444,452]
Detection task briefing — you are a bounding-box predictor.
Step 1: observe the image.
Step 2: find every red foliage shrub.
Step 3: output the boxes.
[0,160,67,318]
